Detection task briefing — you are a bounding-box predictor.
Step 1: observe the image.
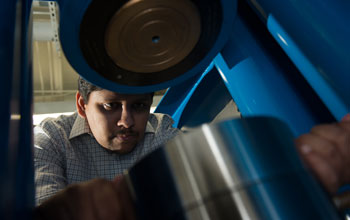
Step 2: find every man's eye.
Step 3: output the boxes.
[103,103,120,110]
[132,103,149,111]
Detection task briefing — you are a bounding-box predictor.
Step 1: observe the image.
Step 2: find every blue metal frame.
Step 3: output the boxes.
[0,1,17,219]
[157,0,337,137]
[155,63,216,127]
[247,0,350,120]
[0,0,34,219]
[267,15,349,121]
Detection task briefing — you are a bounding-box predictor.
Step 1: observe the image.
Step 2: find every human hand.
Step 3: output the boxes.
[34,177,136,220]
[295,114,350,194]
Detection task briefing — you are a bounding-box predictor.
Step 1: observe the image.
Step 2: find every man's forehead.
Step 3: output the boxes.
[93,89,152,101]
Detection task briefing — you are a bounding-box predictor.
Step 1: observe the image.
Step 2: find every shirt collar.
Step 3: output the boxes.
[145,120,155,133]
[69,114,155,139]
[69,114,91,139]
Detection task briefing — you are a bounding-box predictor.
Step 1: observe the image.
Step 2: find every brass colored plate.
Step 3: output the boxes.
[79,0,223,87]
[105,0,201,73]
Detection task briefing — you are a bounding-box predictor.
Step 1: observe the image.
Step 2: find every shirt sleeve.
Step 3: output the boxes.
[34,123,68,206]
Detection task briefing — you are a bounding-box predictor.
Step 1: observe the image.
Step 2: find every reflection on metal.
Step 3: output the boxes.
[175,136,211,220]
[128,117,340,219]
[202,124,255,220]
[10,114,21,120]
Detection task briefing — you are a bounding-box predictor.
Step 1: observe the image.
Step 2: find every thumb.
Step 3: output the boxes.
[113,175,124,184]
[341,113,350,122]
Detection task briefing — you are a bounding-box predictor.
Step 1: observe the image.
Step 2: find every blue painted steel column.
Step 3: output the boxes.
[155,63,214,127]
[246,0,350,120]
[0,0,34,219]
[214,1,335,136]
[158,0,335,136]
[0,1,17,218]
[156,62,234,129]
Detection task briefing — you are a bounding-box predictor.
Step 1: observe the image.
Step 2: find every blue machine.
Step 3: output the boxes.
[1,0,34,220]
[0,0,349,219]
[56,0,236,93]
[156,0,349,134]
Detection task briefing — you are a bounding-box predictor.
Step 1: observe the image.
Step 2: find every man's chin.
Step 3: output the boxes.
[104,142,136,154]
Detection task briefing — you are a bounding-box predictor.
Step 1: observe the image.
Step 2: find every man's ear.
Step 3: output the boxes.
[76,91,87,118]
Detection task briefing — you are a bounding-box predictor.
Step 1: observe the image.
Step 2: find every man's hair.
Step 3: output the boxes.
[78,76,103,103]
[77,76,155,103]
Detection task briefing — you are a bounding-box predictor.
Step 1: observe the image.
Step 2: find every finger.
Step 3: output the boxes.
[310,121,350,184]
[296,133,344,175]
[339,119,350,133]
[341,113,350,122]
[87,179,123,220]
[113,174,123,184]
[338,119,350,183]
[295,133,340,159]
[310,124,349,156]
[301,149,340,194]
[295,134,344,194]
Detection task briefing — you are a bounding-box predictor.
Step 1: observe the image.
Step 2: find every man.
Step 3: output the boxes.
[34,77,179,205]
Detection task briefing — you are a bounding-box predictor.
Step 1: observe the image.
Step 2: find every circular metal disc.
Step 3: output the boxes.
[105,0,201,73]
[78,0,233,90]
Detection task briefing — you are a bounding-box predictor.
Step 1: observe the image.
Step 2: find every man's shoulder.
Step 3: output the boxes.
[148,113,175,129]
[36,112,78,136]
[147,113,180,138]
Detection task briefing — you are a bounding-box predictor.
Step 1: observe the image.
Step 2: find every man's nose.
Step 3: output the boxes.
[117,107,134,128]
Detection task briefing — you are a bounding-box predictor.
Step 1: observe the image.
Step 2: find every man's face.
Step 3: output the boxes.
[78,90,152,154]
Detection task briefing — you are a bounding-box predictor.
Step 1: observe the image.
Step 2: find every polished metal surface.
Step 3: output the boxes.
[127,117,340,219]
[105,0,201,73]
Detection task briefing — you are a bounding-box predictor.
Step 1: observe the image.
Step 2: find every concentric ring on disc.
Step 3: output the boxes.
[105,0,201,73]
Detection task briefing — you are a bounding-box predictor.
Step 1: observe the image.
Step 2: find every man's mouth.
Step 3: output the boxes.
[116,133,137,142]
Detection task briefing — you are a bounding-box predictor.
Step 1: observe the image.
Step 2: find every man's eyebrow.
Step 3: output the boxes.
[133,98,152,103]
[101,97,152,102]
[100,97,120,102]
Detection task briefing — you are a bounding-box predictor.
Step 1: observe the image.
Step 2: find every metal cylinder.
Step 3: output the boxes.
[127,117,340,219]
